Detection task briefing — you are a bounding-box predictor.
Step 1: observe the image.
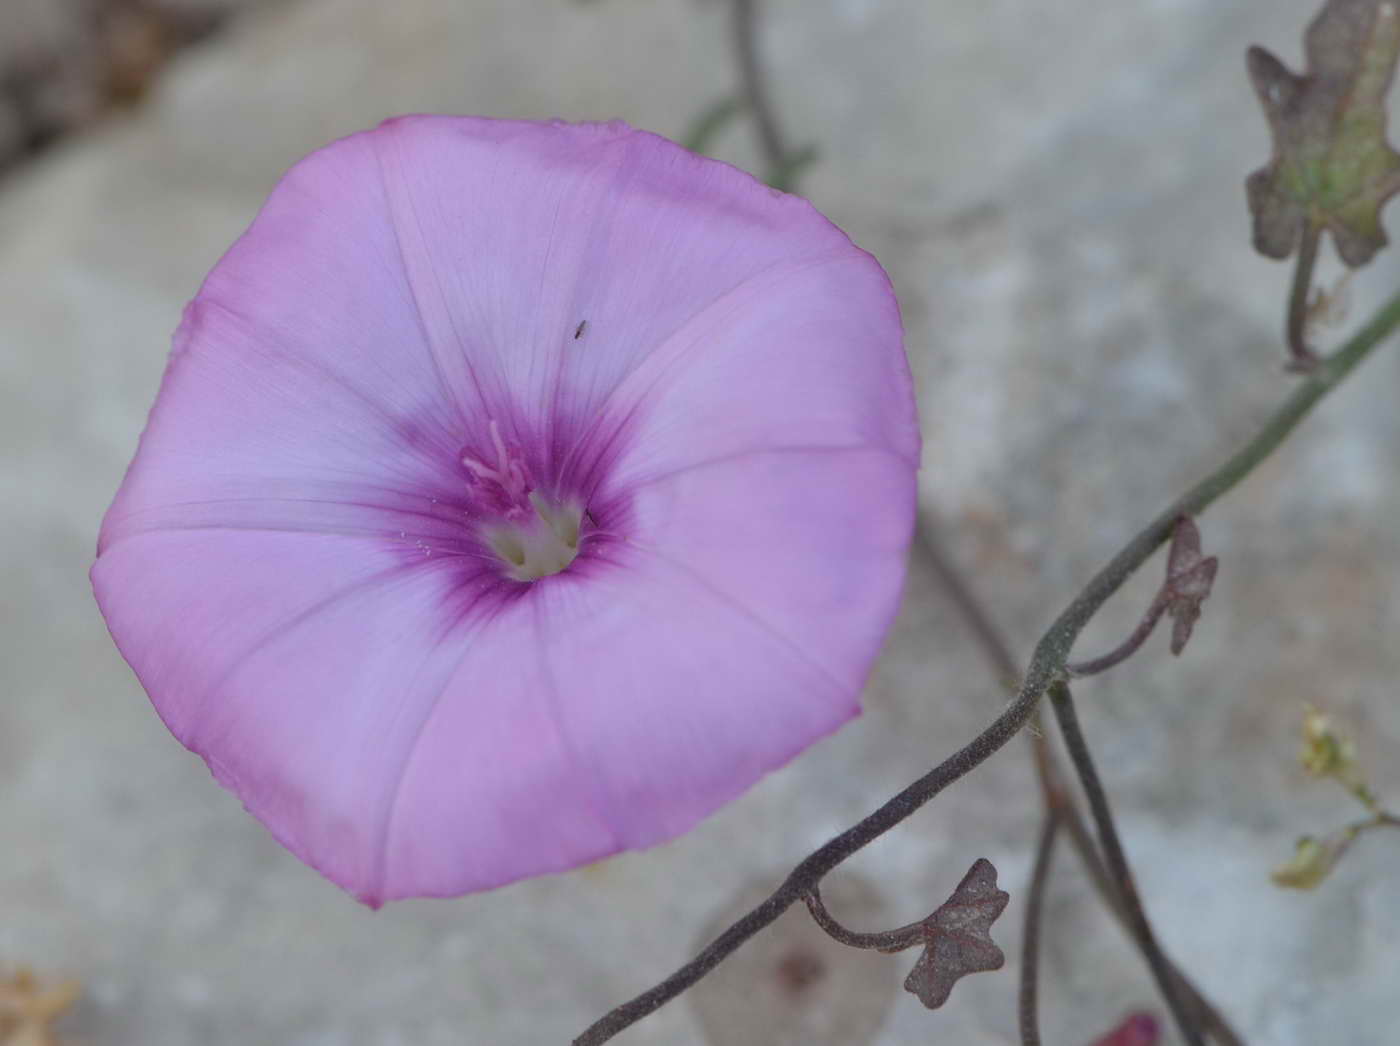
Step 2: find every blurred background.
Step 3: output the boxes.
[3,0,1400,1043]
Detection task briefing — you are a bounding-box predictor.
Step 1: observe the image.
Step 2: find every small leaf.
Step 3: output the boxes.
[1162,517,1219,657]
[901,858,1009,1009]
[1271,835,1339,889]
[1247,0,1400,267]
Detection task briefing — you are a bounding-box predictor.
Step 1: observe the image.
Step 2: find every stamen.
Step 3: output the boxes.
[460,419,583,581]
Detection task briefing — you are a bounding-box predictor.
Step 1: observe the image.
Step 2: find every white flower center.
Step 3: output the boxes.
[462,420,582,581]
[483,492,582,581]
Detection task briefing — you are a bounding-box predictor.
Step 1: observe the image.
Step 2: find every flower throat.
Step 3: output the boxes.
[462,421,582,582]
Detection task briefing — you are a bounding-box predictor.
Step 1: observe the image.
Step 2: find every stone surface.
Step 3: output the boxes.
[3,0,1399,1044]
[0,1,279,172]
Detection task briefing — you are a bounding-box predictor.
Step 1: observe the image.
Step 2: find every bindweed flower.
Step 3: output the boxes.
[92,116,918,905]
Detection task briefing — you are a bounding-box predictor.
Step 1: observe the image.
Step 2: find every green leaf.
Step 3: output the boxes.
[1247,0,1400,267]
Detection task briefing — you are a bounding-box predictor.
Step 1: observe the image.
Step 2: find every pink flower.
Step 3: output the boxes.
[91,117,918,905]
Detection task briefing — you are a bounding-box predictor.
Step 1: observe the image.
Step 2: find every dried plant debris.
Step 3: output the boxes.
[1247,0,1400,267]
[0,968,80,1046]
[900,858,1010,1009]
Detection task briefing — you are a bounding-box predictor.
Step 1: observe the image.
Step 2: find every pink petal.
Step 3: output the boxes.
[368,116,869,446]
[93,116,919,902]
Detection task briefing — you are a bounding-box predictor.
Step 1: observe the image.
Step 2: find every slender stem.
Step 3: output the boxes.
[1333,809,1400,865]
[573,289,1400,1046]
[572,683,1042,1046]
[1047,681,1201,1046]
[732,0,787,177]
[1066,595,1168,676]
[915,526,1022,688]
[1286,222,1322,371]
[803,887,925,952]
[1049,769,1243,1045]
[1019,810,1060,1046]
[1051,281,1400,675]
[923,523,1234,1038]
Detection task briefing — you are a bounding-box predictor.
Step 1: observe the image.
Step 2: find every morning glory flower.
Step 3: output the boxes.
[92,116,919,906]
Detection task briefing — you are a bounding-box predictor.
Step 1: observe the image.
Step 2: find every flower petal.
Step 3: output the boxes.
[369,116,866,450]
[93,529,528,904]
[100,132,468,553]
[581,248,917,499]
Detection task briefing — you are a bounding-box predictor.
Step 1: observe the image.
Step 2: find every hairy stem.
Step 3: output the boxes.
[573,683,1041,1045]
[1019,810,1059,1046]
[803,887,925,952]
[1066,594,1168,676]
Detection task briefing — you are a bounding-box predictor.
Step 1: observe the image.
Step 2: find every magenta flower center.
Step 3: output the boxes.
[462,420,583,582]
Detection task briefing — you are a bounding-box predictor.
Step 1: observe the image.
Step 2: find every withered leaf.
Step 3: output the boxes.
[902,858,1009,1009]
[1247,0,1400,267]
[1163,517,1218,657]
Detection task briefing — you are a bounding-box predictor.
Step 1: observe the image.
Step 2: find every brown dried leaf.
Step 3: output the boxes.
[1247,0,1400,267]
[0,967,79,1046]
[901,858,1009,1009]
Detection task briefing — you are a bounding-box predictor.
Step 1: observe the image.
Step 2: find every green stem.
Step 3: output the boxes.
[1286,222,1322,371]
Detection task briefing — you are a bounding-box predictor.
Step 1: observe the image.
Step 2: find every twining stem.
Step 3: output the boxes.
[572,285,1400,1046]
[1047,681,1201,1046]
[918,524,1242,1044]
[1066,594,1168,676]
[803,888,924,952]
[1019,810,1060,1046]
[573,680,1043,1045]
[1286,222,1322,371]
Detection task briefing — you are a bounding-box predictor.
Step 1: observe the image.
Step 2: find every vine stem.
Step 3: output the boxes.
[920,523,1243,1044]
[1286,222,1322,371]
[572,288,1400,1046]
[1065,593,1168,676]
[1048,681,1200,1045]
[1019,810,1059,1046]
